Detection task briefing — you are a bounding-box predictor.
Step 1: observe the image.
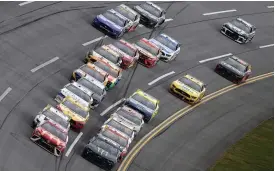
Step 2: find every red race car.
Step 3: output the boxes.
[134,38,161,68]
[108,39,139,69]
[30,120,68,156]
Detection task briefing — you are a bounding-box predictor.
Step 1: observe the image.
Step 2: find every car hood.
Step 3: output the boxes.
[126,98,154,117]
[37,127,66,146]
[134,6,158,21]
[97,15,123,32]
[150,39,174,54]
[225,22,248,36]
[174,81,200,97]
[86,143,118,163]
[220,61,245,76]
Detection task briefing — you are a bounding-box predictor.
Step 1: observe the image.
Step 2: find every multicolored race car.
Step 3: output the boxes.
[134,38,161,68]
[125,89,160,123]
[170,74,206,104]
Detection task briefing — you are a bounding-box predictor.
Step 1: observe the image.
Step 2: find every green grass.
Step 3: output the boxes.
[208,118,274,171]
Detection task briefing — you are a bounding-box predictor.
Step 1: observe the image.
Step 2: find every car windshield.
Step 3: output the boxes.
[178,77,202,92]
[155,35,177,51]
[66,85,90,102]
[63,100,88,118]
[102,11,125,27]
[78,79,104,95]
[132,94,156,110]
[136,40,158,56]
[42,110,68,129]
[95,47,119,64]
[41,122,67,142]
[93,61,119,78]
[113,41,136,57]
[225,57,247,72]
[231,19,251,33]
[115,6,136,21]
[140,3,161,17]
[80,66,105,83]
[102,129,127,147]
[116,109,142,125]
[107,119,133,137]
[93,138,119,156]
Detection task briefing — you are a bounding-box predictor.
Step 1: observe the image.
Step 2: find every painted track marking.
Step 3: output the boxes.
[118,72,274,171]
[267,6,274,8]
[164,18,173,22]
[259,44,274,49]
[65,132,83,157]
[0,87,12,102]
[148,71,176,86]
[31,57,59,73]
[82,36,108,46]
[203,9,237,16]
[19,1,34,6]
[100,98,126,116]
[199,53,232,63]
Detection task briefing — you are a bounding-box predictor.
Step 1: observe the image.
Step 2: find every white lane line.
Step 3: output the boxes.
[0,87,12,102]
[267,6,274,8]
[259,44,274,49]
[164,18,173,22]
[203,9,237,16]
[19,1,34,6]
[65,132,83,157]
[100,98,126,116]
[82,35,108,46]
[31,57,59,73]
[148,71,175,86]
[199,53,232,63]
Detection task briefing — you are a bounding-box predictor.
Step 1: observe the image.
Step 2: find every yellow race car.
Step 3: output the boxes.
[170,74,206,104]
[56,96,90,130]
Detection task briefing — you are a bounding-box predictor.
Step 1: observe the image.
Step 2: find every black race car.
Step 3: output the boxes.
[82,136,121,171]
[133,1,166,28]
[220,18,256,44]
[215,55,252,84]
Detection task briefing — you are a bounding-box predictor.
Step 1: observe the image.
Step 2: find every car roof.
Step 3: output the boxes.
[236,18,253,28]
[108,9,130,22]
[101,45,122,58]
[82,74,105,90]
[145,1,164,12]
[134,89,159,104]
[46,105,70,121]
[61,96,89,111]
[120,39,138,51]
[140,38,160,50]
[183,74,204,87]
[71,82,93,96]
[87,62,109,76]
[119,4,138,16]
[229,55,249,66]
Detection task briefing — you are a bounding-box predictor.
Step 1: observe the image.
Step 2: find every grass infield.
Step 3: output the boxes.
[209,118,274,171]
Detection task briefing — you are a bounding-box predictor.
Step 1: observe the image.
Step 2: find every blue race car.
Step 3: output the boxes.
[149,34,181,62]
[93,9,130,39]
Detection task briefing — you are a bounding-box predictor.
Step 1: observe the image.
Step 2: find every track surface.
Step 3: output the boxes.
[0,1,273,171]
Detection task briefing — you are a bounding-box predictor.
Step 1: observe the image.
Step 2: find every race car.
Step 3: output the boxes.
[30,120,68,157]
[114,4,140,32]
[112,105,144,135]
[215,55,252,84]
[84,45,122,66]
[108,39,139,69]
[170,74,206,104]
[99,125,131,158]
[93,9,130,38]
[125,89,160,123]
[221,18,256,44]
[102,116,135,143]
[55,82,94,108]
[76,74,107,108]
[56,96,90,130]
[133,1,166,28]
[149,33,181,62]
[134,38,161,68]
[71,64,109,87]
[33,104,70,132]
[82,136,121,170]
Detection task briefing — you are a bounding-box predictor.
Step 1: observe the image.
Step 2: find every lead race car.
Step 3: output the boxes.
[149,33,181,62]
[215,55,252,84]
[220,17,256,44]
[134,1,166,28]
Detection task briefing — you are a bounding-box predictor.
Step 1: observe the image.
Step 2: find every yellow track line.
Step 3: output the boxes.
[118,72,274,171]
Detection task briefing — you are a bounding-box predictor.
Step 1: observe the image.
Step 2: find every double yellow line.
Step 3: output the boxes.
[118,72,274,171]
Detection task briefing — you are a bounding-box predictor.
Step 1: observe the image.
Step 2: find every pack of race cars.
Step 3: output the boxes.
[30,1,255,171]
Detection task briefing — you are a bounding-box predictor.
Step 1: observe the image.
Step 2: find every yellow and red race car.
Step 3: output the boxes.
[170,74,206,104]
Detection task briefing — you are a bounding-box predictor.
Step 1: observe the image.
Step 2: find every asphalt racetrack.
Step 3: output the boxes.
[0,1,273,171]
